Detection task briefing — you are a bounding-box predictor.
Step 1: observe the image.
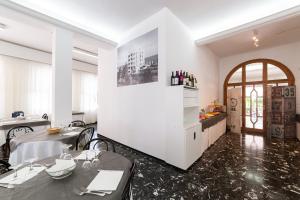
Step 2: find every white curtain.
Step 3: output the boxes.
[0,55,52,119]
[72,70,97,124]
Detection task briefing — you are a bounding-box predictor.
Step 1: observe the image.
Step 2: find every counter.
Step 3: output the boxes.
[201,112,227,131]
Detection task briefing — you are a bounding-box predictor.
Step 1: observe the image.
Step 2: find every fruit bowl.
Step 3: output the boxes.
[47,128,61,135]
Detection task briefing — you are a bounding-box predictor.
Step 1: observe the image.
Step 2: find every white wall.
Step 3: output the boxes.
[98,8,220,161]
[219,41,300,112]
[0,40,97,73]
[165,10,219,109]
[99,8,168,160]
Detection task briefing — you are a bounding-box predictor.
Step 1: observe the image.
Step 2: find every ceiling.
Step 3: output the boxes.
[6,0,300,42]
[207,14,300,57]
[0,14,100,65]
[0,0,300,63]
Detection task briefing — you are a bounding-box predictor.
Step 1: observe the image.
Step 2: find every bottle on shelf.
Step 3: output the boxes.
[174,71,179,85]
[191,74,194,88]
[179,70,184,85]
[188,75,192,86]
[185,72,189,86]
[171,71,175,86]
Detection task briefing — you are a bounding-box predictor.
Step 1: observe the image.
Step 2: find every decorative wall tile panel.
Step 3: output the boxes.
[271,124,284,138]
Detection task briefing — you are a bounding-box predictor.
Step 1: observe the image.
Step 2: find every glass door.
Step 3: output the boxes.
[245,84,263,131]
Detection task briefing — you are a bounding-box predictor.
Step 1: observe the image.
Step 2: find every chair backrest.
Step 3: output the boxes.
[0,160,11,175]
[83,138,116,152]
[42,113,48,120]
[75,127,95,150]
[121,161,136,200]
[69,120,86,128]
[7,126,34,140]
[11,111,24,118]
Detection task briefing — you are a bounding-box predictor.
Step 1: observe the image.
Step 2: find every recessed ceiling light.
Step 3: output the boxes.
[0,23,6,30]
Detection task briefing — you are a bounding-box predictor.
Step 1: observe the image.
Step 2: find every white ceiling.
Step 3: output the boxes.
[207,14,300,57]
[7,0,300,42]
[0,14,100,65]
[1,0,300,64]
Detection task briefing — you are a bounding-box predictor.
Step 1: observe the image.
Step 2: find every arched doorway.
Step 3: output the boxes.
[224,59,295,134]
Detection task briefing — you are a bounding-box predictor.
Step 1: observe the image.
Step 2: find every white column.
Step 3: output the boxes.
[51,27,73,126]
[97,48,117,132]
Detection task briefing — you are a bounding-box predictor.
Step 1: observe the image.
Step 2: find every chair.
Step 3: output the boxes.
[42,113,48,120]
[5,126,34,157]
[69,120,86,128]
[11,111,24,118]
[75,127,95,150]
[122,161,136,200]
[83,138,116,152]
[0,160,11,175]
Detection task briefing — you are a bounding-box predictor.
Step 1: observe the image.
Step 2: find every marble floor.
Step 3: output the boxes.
[115,132,300,200]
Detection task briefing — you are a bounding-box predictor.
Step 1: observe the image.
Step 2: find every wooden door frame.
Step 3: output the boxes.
[224,59,295,134]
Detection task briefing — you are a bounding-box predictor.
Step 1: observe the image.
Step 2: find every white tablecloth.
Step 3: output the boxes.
[9,140,65,166]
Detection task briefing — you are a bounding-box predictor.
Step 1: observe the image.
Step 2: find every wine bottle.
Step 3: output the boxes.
[174,71,179,85]
[185,72,189,86]
[191,74,194,87]
[171,71,175,86]
[179,70,184,85]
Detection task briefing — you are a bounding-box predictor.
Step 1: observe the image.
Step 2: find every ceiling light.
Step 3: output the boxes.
[0,23,6,30]
[72,47,98,59]
[252,30,260,47]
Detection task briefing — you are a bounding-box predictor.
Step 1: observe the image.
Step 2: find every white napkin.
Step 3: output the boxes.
[74,150,100,160]
[87,170,124,192]
[46,159,76,173]
[0,166,45,185]
[63,131,80,136]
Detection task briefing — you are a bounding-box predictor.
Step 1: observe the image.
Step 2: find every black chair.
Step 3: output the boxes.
[0,160,11,175]
[5,126,34,158]
[11,111,24,118]
[69,120,86,128]
[122,161,136,200]
[75,127,95,150]
[83,138,116,152]
[42,113,48,120]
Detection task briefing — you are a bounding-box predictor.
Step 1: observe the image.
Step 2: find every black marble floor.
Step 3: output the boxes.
[114,132,300,200]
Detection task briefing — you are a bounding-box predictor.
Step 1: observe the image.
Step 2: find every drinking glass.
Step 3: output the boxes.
[60,144,72,160]
[91,150,100,168]
[82,151,91,170]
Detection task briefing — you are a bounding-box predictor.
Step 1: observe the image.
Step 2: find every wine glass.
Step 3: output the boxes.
[60,144,72,160]
[63,144,73,160]
[82,151,91,170]
[11,164,23,179]
[91,150,100,168]
[26,158,35,171]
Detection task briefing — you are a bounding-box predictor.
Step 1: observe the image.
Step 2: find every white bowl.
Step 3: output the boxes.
[45,159,76,179]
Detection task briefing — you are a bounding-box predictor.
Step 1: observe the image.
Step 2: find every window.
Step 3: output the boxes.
[0,55,52,118]
[72,70,97,124]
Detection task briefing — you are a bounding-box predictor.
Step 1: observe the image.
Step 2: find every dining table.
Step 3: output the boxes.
[0,151,132,200]
[9,128,84,166]
[0,118,51,146]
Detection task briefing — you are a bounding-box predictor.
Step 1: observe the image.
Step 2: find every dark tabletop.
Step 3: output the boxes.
[0,119,50,130]
[201,112,227,131]
[0,151,132,200]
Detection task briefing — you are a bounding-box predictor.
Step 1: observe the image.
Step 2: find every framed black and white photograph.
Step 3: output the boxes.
[117,28,158,87]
